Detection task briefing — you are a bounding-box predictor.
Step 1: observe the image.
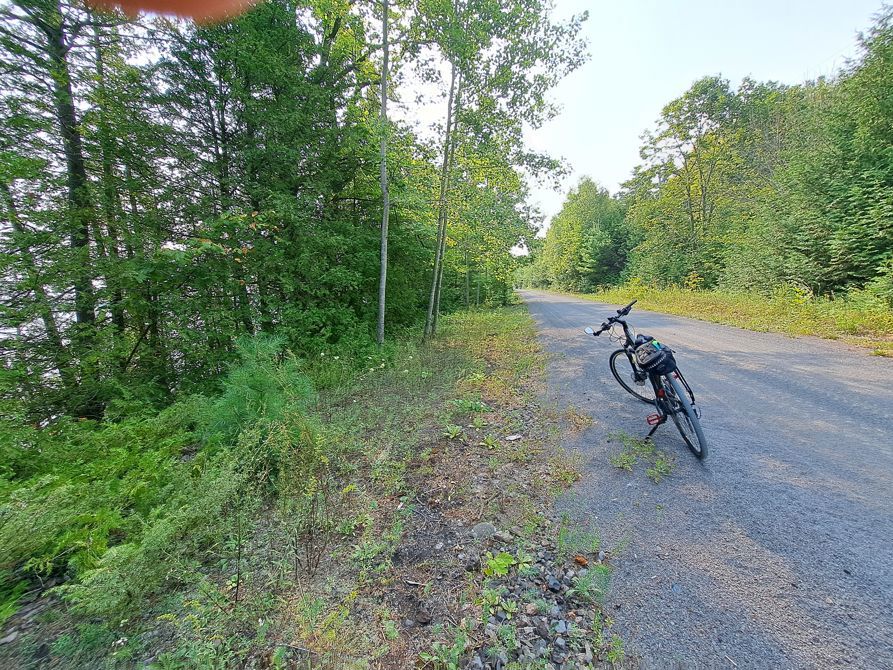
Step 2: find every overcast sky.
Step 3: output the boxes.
[523,0,888,226]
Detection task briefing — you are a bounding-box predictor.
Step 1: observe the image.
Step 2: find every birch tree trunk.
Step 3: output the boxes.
[376,0,390,346]
[423,62,457,340]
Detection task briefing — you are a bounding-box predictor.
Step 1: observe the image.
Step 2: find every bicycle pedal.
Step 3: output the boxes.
[646,414,662,425]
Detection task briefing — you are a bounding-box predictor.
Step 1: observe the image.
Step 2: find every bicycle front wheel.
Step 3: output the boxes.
[609,349,656,404]
[664,375,707,459]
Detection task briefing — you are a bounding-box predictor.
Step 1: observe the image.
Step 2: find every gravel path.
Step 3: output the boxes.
[519,290,893,670]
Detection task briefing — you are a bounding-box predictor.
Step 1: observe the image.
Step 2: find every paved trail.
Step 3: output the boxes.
[519,290,893,670]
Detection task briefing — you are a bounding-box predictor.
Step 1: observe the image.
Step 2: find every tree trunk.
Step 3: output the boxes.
[423,63,458,340]
[431,75,462,335]
[376,0,390,346]
[464,248,470,307]
[44,11,97,335]
[92,21,127,336]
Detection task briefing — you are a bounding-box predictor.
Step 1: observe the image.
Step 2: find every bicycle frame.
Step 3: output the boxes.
[587,300,707,458]
[612,318,649,387]
[610,317,696,426]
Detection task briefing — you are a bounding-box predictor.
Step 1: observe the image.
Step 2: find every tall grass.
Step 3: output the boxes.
[573,283,893,355]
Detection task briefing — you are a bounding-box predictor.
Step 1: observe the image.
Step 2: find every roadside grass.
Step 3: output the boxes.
[563,284,893,356]
[1,305,627,669]
[608,431,675,483]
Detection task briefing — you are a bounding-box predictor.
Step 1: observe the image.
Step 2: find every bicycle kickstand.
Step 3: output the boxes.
[644,413,665,441]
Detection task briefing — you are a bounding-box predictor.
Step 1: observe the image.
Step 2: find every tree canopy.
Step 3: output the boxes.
[527,6,893,308]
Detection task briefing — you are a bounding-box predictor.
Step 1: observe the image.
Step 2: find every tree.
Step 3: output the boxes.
[376,0,390,345]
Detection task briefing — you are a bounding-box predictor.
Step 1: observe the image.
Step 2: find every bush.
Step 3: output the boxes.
[0,334,323,619]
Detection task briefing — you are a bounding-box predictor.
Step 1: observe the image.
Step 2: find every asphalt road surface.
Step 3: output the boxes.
[519,290,893,670]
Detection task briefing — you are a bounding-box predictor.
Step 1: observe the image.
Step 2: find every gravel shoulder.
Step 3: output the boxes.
[519,289,893,670]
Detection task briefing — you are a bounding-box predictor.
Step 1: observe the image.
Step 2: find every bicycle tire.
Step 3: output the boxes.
[609,349,656,405]
[665,375,708,459]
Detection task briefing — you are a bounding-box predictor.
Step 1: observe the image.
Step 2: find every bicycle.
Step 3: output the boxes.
[585,300,707,459]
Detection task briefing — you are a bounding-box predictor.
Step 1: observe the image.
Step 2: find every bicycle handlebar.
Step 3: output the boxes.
[617,300,637,316]
[586,300,637,336]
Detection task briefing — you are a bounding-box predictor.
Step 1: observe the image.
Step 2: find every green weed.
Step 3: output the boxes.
[556,514,601,560]
[443,423,464,439]
[482,551,516,577]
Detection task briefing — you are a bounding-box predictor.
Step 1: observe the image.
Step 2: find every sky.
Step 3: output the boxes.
[524,0,888,227]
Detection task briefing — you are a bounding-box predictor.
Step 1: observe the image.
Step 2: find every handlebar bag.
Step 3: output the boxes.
[634,338,677,375]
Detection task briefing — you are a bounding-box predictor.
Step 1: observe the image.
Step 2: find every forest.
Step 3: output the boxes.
[521,7,893,319]
[0,0,588,664]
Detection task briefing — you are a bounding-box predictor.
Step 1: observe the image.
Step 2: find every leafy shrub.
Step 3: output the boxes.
[200,334,315,443]
[0,334,323,618]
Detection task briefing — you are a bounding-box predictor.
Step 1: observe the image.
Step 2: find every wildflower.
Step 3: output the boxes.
[334,356,340,360]
[379,362,385,368]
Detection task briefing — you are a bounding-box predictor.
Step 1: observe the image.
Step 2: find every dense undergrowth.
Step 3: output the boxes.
[569,283,893,356]
[1,305,604,669]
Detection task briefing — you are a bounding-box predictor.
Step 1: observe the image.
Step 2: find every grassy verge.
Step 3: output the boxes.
[561,284,893,356]
[0,307,628,669]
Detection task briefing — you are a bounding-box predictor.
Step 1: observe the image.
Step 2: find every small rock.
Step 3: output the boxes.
[554,636,566,650]
[597,550,606,562]
[546,575,561,593]
[472,522,496,540]
[534,620,550,639]
[468,656,485,670]
[554,620,568,634]
[495,530,513,543]
[0,631,19,645]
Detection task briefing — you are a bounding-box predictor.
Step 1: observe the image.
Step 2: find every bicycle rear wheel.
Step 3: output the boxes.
[664,375,707,459]
[609,349,656,404]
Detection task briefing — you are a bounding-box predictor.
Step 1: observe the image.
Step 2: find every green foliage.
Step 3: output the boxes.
[0,335,322,617]
[201,335,315,443]
[482,551,516,577]
[582,284,893,353]
[556,514,601,561]
[419,627,468,670]
[530,8,893,313]
[568,564,612,605]
[537,178,628,291]
[443,423,464,439]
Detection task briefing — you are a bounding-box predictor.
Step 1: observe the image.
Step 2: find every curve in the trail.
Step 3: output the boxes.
[519,289,893,670]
